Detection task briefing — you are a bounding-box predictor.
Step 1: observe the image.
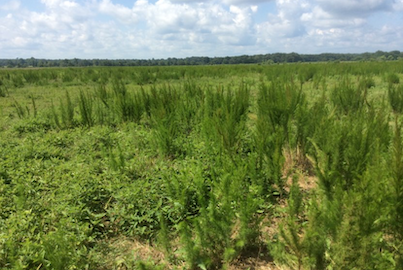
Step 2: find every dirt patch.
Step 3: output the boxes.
[94,237,172,269]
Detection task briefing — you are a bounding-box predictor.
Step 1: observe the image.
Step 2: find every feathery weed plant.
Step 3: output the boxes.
[1,62,403,269]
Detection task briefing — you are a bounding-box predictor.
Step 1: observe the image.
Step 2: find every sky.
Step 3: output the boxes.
[0,0,402,59]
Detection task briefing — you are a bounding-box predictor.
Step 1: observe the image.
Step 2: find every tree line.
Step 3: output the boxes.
[1,50,402,68]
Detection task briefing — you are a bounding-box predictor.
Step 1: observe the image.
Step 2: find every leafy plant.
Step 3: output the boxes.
[388,84,403,114]
[78,89,94,127]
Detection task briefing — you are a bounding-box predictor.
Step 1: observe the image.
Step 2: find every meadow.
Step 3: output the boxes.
[0,61,403,269]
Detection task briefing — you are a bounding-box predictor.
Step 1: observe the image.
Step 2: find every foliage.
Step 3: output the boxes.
[1,50,402,68]
[388,84,403,114]
[0,62,403,269]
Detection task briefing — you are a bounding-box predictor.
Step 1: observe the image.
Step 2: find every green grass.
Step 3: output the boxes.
[1,62,403,269]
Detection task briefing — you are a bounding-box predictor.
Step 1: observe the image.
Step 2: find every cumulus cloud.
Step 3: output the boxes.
[95,0,257,46]
[257,0,308,41]
[168,0,273,4]
[222,0,273,5]
[393,0,403,10]
[98,0,138,24]
[253,0,402,54]
[315,0,394,17]
[301,6,367,29]
[0,0,402,59]
[0,0,20,11]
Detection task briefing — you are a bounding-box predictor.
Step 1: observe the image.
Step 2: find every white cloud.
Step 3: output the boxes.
[0,0,20,11]
[393,0,403,10]
[98,0,138,23]
[301,6,367,29]
[168,0,273,4]
[145,0,200,33]
[0,0,402,59]
[257,0,308,41]
[315,0,394,17]
[222,0,273,5]
[254,0,402,54]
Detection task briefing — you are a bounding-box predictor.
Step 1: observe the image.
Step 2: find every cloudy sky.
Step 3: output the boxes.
[0,0,402,59]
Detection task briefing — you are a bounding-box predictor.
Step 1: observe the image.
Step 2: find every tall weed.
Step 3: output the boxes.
[330,76,367,115]
[78,89,94,127]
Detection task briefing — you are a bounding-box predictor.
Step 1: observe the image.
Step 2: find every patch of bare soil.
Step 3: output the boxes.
[97,237,173,269]
[106,234,285,269]
[282,147,317,192]
[228,244,278,270]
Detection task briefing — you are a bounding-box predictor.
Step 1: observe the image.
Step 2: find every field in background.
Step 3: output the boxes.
[1,62,403,269]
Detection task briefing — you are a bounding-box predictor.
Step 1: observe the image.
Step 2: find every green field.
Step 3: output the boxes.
[1,62,403,269]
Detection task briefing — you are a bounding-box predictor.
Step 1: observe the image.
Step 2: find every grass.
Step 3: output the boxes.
[0,62,403,269]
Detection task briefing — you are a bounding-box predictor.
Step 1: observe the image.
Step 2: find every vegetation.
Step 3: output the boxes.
[1,50,402,68]
[0,61,403,269]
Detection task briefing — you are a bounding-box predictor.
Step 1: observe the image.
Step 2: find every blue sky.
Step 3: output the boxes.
[0,0,402,59]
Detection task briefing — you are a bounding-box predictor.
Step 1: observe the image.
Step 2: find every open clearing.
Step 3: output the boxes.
[1,62,403,269]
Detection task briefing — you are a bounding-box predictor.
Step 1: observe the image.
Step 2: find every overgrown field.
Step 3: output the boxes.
[1,62,403,269]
